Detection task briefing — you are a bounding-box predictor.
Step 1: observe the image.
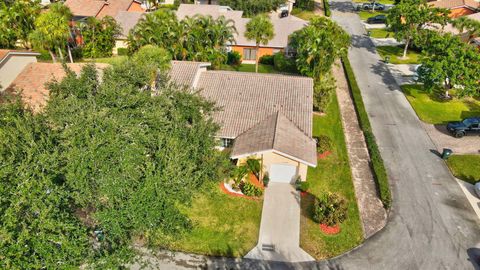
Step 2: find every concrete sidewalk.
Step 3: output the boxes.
[333,63,387,238]
[245,183,314,262]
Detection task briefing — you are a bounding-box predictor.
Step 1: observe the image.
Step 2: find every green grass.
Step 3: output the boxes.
[354,0,394,5]
[292,8,318,20]
[300,95,363,260]
[342,57,392,209]
[376,46,421,64]
[83,56,128,65]
[358,10,387,21]
[368,28,394,38]
[447,155,480,185]
[401,84,480,124]
[150,182,262,257]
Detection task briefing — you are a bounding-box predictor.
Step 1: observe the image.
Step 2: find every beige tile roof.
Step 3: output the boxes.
[64,0,106,17]
[195,70,313,138]
[96,0,137,18]
[115,11,145,38]
[176,4,307,48]
[6,62,108,112]
[168,61,211,88]
[231,111,317,166]
[429,0,479,9]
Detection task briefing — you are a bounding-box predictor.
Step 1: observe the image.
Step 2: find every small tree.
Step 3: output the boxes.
[387,0,449,59]
[245,14,275,73]
[29,3,71,62]
[80,16,121,58]
[0,0,40,49]
[313,72,336,112]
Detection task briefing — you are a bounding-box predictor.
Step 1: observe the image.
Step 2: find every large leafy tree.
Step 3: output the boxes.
[417,31,480,98]
[245,14,274,73]
[1,50,228,267]
[79,16,121,58]
[29,3,72,62]
[218,0,286,16]
[290,17,350,79]
[387,0,449,59]
[0,0,41,49]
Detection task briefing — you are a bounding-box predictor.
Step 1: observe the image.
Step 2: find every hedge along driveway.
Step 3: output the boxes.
[342,57,392,209]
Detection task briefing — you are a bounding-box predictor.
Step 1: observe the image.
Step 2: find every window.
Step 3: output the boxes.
[220,138,234,148]
[243,48,257,61]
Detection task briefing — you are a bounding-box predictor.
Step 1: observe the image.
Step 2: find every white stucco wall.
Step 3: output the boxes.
[0,55,38,91]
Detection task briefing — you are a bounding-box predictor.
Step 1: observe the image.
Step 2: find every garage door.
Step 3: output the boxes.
[269,164,297,183]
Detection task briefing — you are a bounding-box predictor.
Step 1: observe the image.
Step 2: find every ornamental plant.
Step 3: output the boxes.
[313,193,348,226]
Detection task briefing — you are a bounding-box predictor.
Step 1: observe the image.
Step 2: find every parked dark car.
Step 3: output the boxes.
[362,2,385,10]
[366,15,387,24]
[446,117,480,138]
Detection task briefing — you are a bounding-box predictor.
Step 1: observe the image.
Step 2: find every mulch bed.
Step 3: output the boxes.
[320,223,341,235]
[317,151,332,159]
[248,173,265,189]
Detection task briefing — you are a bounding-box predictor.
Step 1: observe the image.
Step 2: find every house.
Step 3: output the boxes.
[113,11,145,54]
[5,62,107,111]
[169,61,317,183]
[429,0,480,18]
[436,12,480,46]
[176,4,307,63]
[0,50,40,91]
[64,0,145,21]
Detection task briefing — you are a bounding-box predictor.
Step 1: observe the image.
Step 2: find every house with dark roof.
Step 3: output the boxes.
[429,0,480,18]
[0,50,40,91]
[169,61,316,182]
[176,4,307,63]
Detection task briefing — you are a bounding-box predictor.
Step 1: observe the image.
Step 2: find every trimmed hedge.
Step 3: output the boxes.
[324,0,331,17]
[342,56,392,209]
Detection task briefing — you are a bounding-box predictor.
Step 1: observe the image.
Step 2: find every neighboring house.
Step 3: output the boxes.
[176,4,307,63]
[64,0,144,21]
[169,61,316,183]
[429,0,480,18]
[0,50,40,91]
[6,62,107,111]
[114,11,145,54]
[435,12,480,46]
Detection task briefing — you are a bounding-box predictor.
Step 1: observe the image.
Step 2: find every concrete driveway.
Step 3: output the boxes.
[245,183,314,262]
[422,123,480,154]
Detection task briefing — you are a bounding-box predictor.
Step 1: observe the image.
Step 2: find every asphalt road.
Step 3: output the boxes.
[133,3,480,269]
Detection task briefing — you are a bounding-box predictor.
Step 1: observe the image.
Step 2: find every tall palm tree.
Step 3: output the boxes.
[245,14,274,73]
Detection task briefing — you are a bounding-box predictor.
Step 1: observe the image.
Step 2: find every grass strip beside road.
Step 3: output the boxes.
[447,155,480,185]
[376,46,421,64]
[368,28,394,38]
[342,57,392,209]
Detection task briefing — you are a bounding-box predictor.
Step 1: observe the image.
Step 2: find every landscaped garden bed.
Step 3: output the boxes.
[300,94,363,260]
[401,84,480,124]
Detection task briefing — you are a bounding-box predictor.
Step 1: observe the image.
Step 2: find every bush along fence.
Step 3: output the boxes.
[341,56,392,209]
[324,0,331,17]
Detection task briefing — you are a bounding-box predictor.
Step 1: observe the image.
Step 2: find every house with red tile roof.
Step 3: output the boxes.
[429,0,480,18]
[64,0,144,21]
[0,50,40,91]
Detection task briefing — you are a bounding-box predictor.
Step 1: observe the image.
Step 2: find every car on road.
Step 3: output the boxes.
[446,117,480,138]
[362,2,386,10]
[366,15,387,24]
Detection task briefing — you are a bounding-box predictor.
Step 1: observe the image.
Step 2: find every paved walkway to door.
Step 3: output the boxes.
[244,183,314,262]
[333,62,387,239]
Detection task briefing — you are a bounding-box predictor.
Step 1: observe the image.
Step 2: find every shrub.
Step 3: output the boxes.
[315,135,332,154]
[297,181,309,192]
[240,181,263,197]
[231,165,248,190]
[246,158,261,178]
[324,0,331,17]
[273,52,297,73]
[342,56,391,209]
[227,51,241,66]
[262,173,270,187]
[313,193,348,226]
[117,48,128,56]
[313,73,336,112]
[259,54,274,65]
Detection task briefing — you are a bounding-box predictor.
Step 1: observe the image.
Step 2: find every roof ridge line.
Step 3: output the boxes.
[277,111,314,140]
[271,111,280,150]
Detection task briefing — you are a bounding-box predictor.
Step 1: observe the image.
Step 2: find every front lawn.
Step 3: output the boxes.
[300,95,363,259]
[447,155,480,184]
[151,182,262,257]
[292,8,318,21]
[401,84,480,124]
[358,10,387,21]
[368,28,394,38]
[376,46,421,64]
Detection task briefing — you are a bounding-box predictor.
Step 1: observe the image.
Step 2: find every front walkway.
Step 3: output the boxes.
[245,183,314,262]
[333,63,387,239]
